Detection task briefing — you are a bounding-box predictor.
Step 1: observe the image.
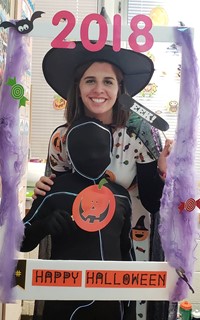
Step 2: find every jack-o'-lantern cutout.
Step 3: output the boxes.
[53,94,67,110]
[132,215,149,241]
[140,83,157,97]
[72,178,116,232]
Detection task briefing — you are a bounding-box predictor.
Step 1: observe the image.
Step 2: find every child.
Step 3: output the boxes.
[21,117,136,320]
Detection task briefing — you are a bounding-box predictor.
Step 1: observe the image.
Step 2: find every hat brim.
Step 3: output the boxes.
[42,42,154,99]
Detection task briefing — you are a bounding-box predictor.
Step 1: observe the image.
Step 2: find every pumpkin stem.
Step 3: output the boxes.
[98,178,108,189]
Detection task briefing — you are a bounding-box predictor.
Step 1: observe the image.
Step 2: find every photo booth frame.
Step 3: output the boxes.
[13,14,191,301]
[0,7,198,304]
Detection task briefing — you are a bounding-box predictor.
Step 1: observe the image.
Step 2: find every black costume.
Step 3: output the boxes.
[21,118,136,320]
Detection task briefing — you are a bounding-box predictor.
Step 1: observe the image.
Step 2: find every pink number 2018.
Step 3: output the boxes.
[51,11,154,52]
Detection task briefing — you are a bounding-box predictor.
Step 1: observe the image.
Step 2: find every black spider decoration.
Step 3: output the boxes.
[0,11,45,34]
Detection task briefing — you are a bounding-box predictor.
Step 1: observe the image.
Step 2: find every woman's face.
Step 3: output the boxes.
[79,62,119,123]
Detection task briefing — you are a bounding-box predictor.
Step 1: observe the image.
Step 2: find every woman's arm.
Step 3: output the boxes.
[136,160,164,214]
[32,174,56,199]
[157,139,173,179]
[136,139,172,213]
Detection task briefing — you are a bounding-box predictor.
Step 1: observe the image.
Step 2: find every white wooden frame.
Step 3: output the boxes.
[14,259,178,300]
[13,11,192,302]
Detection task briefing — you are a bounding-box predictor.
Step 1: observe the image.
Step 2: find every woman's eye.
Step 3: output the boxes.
[86,79,95,84]
[104,80,113,85]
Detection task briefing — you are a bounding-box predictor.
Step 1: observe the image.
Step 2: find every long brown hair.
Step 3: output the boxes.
[65,61,130,127]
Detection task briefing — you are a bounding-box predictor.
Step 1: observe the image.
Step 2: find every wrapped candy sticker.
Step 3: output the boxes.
[178,198,200,213]
[6,77,28,107]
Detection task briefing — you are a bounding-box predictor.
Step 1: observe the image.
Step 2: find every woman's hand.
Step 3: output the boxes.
[157,139,173,179]
[32,173,56,199]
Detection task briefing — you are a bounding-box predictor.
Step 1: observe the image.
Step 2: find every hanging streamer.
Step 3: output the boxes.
[159,27,200,301]
[0,26,30,302]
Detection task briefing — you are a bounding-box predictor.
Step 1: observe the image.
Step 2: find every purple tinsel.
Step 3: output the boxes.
[159,27,200,301]
[0,26,30,302]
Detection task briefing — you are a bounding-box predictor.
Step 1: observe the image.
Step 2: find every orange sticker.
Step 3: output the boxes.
[72,184,116,232]
[32,269,82,287]
[85,270,167,288]
[53,95,67,110]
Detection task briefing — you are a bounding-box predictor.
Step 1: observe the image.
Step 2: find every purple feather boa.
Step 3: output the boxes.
[0,27,30,302]
[159,27,200,301]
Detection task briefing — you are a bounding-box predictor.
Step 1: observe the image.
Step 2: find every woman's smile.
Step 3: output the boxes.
[90,98,107,104]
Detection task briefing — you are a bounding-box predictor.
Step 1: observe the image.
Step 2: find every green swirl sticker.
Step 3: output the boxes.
[6,77,28,107]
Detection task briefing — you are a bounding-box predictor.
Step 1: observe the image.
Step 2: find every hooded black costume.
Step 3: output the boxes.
[21,117,136,320]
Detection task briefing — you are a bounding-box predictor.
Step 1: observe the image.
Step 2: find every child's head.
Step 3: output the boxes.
[66,117,112,180]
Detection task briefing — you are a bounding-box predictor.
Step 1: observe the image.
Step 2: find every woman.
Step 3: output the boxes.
[33,41,172,320]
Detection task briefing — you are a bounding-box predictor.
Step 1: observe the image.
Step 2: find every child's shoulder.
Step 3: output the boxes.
[107,180,130,199]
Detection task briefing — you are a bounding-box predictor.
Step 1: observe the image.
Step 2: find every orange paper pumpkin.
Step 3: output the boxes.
[72,179,116,232]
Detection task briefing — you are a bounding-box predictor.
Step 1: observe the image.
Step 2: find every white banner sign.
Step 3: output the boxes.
[13,259,178,301]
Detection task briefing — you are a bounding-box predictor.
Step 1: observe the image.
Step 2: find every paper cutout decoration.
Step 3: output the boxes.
[53,95,67,110]
[132,215,149,242]
[0,11,45,34]
[6,77,28,107]
[72,179,116,232]
[178,198,200,213]
[166,43,179,55]
[119,93,169,131]
[166,100,179,113]
[140,82,157,97]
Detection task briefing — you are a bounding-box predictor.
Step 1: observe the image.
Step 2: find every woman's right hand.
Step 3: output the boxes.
[32,174,56,199]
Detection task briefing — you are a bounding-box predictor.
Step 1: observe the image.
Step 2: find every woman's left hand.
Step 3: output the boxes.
[157,139,173,179]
